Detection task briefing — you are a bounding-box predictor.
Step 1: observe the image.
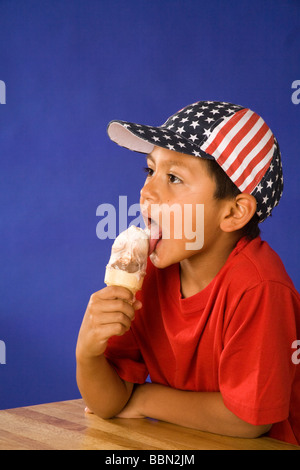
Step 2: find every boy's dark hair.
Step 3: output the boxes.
[205,159,261,240]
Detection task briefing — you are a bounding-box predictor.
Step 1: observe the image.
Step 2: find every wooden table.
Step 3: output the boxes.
[0,399,298,450]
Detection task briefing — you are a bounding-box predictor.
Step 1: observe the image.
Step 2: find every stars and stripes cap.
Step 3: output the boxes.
[107,100,283,222]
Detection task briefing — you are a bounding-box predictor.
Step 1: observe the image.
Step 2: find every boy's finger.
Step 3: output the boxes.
[99,299,136,320]
[96,311,133,329]
[133,299,142,310]
[91,286,134,303]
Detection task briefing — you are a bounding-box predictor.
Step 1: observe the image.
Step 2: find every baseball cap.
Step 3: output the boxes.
[107,100,283,222]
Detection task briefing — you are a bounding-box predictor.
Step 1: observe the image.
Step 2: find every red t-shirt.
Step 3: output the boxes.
[105,236,300,445]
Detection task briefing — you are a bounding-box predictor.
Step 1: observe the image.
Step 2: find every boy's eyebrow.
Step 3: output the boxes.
[146,153,191,169]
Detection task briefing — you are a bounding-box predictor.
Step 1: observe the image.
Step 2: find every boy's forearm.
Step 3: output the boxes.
[76,354,133,419]
[134,383,271,439]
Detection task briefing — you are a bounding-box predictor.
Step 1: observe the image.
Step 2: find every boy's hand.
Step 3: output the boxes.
[76,286,142,361]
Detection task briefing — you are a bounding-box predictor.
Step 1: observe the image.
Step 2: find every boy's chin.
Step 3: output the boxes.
[149,249,182,270]
[149,252,171,269]
[149,239,201,269]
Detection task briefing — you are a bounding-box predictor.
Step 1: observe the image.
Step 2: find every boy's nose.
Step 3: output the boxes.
[140,178,160,204]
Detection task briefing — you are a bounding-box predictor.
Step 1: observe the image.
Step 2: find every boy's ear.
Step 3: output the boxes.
[220,193,257,233]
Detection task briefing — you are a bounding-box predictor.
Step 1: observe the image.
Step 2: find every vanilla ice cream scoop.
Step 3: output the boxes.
[104,226,149,294]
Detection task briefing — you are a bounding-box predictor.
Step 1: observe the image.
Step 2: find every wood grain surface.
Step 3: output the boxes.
[0,399,298,450]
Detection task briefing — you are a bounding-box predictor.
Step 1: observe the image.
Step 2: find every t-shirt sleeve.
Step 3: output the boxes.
[219,281,298,426]
[104,327,148,384]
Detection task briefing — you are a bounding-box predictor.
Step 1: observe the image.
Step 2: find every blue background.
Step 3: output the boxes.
[0,0,299,409]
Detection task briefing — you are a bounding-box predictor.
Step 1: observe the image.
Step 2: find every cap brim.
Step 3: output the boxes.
[107,121,154,154]
[107,120,214,159]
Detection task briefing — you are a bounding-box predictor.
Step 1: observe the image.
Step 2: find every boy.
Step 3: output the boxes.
[76,101,300,445]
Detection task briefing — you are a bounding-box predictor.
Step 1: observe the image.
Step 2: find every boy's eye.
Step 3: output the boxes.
[143,167,182,184]
[143,166,154,177]
[168,173,182,184]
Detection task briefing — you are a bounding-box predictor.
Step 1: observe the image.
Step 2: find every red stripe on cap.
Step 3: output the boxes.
[216,111,261,167]
[226,122,271,178]
[233,135,274,193]
[204,108,249,156]
[242,160,273,194]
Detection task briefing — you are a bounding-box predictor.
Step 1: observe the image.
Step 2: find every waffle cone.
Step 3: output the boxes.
[104,267,144,295]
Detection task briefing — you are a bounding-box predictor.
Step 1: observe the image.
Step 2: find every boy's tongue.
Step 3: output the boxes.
[149,237,157,256]
[148,223,161,255]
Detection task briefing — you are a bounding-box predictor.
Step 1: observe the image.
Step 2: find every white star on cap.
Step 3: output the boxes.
[203,128,212,138]
[262,195,269,204]
[190,121,200,129]
[267,205,272,214]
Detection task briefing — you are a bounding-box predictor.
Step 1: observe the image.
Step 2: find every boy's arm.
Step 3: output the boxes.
[76,354,133,418]
[76,286,140,418]
[117,383,271,439]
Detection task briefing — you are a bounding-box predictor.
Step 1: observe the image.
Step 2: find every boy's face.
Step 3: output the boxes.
[140,146,227,269]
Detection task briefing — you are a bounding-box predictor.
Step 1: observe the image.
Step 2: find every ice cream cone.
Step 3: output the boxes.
[104,226,149,294]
